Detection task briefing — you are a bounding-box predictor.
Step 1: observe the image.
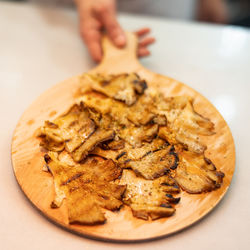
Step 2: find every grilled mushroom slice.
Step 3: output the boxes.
[118,170,180,220]
[80,73,147,106]
[72,129,115,162]
[126,145,179,180]
[157,95,214,154]
[174,150,224,194]
[159,126,207,154]
[38,103,95,152]
[91,138,168,165]
[45,153,126,225]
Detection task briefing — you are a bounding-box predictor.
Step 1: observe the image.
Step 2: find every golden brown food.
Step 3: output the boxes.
[159,126,207,154]
[156,95,214,154]
[37,72,225,224]
[80,93,132,131]
[174,150,224,193]
[80,94,160,147]
[118,170,180,220]
[91,138,168,164]
[81,91,166,127]
[38,103,95,152]
[126,95,165,126]
[44,152,126,225]
[38,102,115,163]
[71,128,115,162]
[80,91,214,154]
[80,73,147,105]
[127,146,178,180]
[101,139,125,150]
[118,123,159,147]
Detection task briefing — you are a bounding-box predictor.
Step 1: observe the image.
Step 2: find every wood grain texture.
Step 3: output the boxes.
[11,32,235,242]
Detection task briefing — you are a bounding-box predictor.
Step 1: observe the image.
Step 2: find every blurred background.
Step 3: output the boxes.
[2,0,250,27]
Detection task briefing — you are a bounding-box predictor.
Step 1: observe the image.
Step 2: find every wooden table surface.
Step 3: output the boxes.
[0,1,250,250]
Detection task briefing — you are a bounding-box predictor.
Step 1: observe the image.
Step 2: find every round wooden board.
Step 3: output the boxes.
[11,33,235,242]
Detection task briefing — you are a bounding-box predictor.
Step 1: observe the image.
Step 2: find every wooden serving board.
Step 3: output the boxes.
[11,32,235,242]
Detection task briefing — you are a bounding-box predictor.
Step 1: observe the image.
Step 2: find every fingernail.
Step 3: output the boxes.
[114,35,126,47]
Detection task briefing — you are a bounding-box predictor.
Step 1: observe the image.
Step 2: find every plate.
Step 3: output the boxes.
[11,32,235,242]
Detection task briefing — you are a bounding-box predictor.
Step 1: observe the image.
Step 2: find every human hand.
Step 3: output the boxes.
[75,0,155,62]
[197,0,229,24]
[136,28,155,57]
[75,0,125,62]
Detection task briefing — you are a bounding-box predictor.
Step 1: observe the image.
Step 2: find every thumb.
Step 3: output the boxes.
[94,4,126,47]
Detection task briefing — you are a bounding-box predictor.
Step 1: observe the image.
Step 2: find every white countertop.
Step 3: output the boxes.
[1,1,250,250]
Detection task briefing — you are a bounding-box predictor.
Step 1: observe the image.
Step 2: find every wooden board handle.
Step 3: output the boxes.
[94,32,141,74]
